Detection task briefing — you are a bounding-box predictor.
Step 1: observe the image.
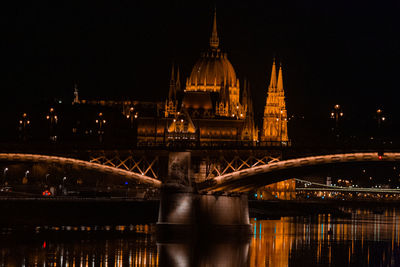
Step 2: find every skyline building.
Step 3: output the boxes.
[262,60,289,144]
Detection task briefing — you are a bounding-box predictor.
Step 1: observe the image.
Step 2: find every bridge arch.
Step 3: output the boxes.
[203,152,398,192]
[0,153,161,187]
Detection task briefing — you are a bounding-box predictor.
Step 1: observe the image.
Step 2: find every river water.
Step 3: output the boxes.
[0,208,399,266]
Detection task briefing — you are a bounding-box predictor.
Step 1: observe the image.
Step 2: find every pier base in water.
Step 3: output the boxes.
[157,186,251,241]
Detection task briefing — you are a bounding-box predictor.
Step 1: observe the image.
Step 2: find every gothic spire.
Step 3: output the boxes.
[242,79,248,105]
[176,67,181,92]
[170,63,175,82]
[73,82,79,104]
[169,63,176,100]
[209,9,219,49]
[269,59,277,90]
[277,63,284,92]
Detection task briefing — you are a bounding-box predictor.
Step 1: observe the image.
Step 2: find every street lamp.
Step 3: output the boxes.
[22,170,29,184]
[96,112,106,142]
[330,104,344,141]
[2,168,8,186]
[376,109,385,128]
[126,107,138,128]
[46,108,58,142]
[18,113,30,141]
[376,108,386,155]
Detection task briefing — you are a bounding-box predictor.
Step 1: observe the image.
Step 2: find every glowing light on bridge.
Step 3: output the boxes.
[207,152,400,192]
[0,153,161,187]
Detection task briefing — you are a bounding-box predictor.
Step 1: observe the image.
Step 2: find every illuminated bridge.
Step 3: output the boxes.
[0,148,398,235]
[294,179,400,194]
[0,150,397,192]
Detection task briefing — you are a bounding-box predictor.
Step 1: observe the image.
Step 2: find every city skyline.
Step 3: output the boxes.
[2,1,399,142]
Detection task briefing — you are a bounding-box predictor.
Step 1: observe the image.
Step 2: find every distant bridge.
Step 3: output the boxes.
[294,179,400,194]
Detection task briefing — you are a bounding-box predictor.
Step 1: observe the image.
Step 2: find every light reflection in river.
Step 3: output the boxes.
[0,209,400,266]
[250,209,400,266]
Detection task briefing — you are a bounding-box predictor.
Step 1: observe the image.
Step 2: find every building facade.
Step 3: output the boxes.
[137,10,258,146]
[261,60,289,145]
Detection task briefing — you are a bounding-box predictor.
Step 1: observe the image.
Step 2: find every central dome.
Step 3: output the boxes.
[186,50,237,92]
[185,10,239,100]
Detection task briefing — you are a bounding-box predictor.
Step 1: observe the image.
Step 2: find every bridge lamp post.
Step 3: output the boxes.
[22,170,29,185]
[376,109,386,156]
[126,107,137,129]
[46,108,58,142]
[330,104,343,141]
[62,177,67,195]
[96,113,106,143]
[18,113,30,141]
[2,168,8,185]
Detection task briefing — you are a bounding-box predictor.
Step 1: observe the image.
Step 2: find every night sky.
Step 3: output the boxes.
[2,1,400,140]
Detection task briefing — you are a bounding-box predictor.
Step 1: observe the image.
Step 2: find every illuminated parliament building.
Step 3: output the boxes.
[136,11,288,146]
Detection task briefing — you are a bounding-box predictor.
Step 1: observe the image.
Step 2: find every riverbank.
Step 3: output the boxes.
[249,199,400,219]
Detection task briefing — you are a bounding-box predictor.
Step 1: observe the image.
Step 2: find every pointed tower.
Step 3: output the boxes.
[72,83,80,105]
[176,67,181,92]
[168,64,176,100]
[261,61,289,144]
[269,59,277,90]
[185,9,241,118]
[165,64,178,117]
[241,81,258,141]
[209,9,219,50]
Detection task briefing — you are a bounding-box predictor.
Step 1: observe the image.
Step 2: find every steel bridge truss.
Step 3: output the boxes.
[89,152,159,179]
[204,152,282,180]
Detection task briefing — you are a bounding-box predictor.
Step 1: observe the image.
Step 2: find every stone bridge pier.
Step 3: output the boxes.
[157,152,252,240]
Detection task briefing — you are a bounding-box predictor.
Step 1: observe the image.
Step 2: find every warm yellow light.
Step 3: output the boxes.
[19,120,22,124]
[46,115,50,120]
[50,108,54,112]
[126,115,130,118]
[95,120,99,123]
[99,112,103,116]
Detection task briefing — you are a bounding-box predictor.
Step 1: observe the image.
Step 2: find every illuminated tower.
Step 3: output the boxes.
[185,10,243,118]
[241,80,258,141]
[262,60,288,144]
[72,83,80,105]
[165,64,179,117]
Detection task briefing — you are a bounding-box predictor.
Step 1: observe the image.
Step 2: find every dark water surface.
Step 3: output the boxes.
[1,208,400,266]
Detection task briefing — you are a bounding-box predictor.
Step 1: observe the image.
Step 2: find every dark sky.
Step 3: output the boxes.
[2,0,400,128]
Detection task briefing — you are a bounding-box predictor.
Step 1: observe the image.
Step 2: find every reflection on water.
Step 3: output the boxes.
[251,209,400,266]
[1,209,400,266]
[0,225,159,267]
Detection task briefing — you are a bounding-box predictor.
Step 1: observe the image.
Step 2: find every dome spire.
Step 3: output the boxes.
[209,9,219,49]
